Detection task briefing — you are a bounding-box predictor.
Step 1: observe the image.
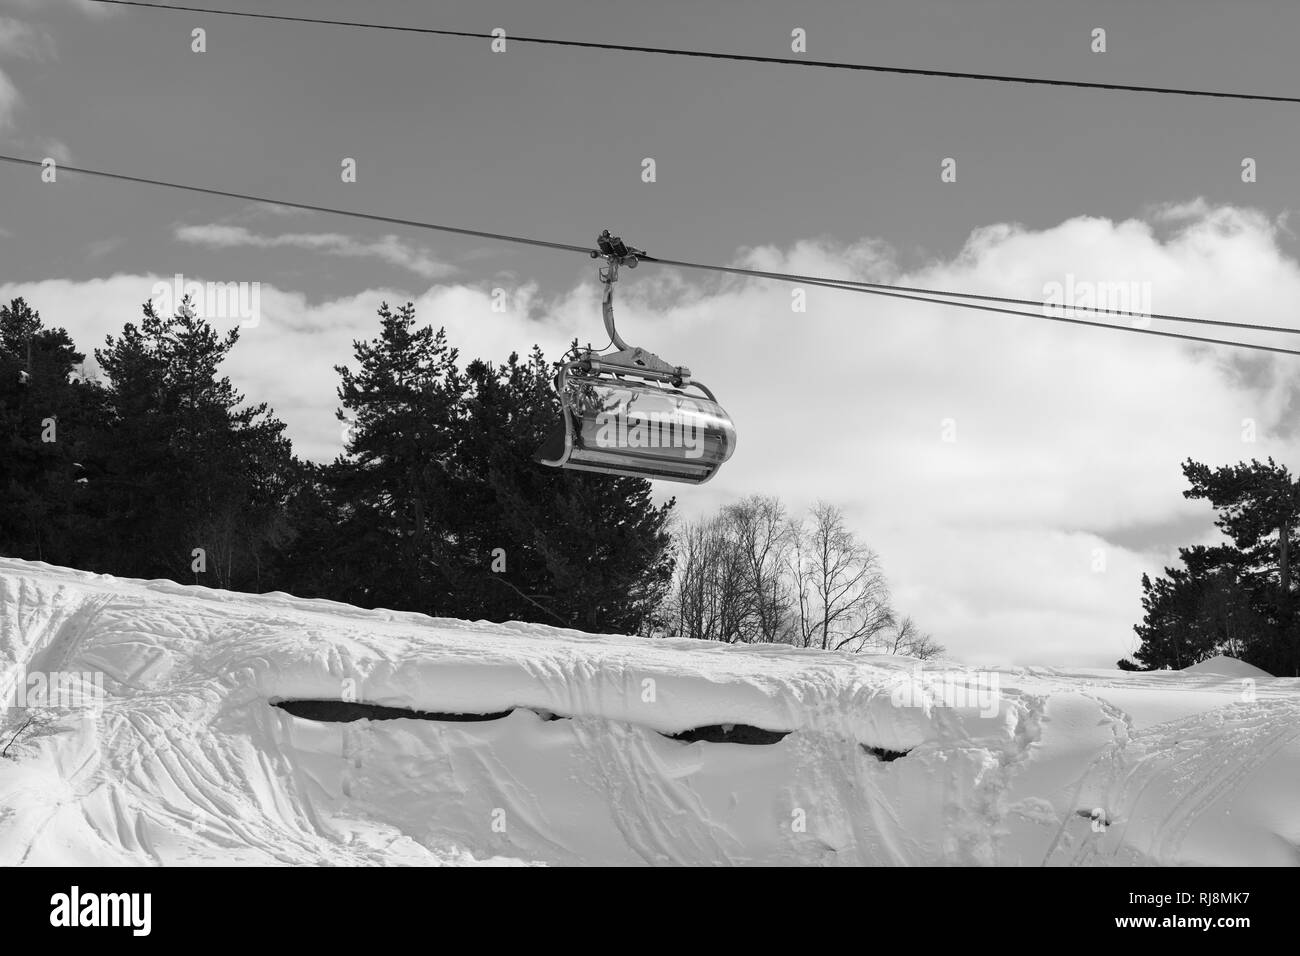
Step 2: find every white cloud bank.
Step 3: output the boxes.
[174,224,458,280]
[0,67,17,129]
[0,15,47,129]
[6,203,1299,667]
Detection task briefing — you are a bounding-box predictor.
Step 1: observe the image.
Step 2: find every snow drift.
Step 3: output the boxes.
[0,558,1296,866]
[1182,654,1273,678]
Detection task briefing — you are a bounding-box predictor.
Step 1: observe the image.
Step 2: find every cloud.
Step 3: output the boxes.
[86,236,123,258]
[1153,198,1212,223]
[240,203,313,220]
[5,202,1300,668]
[0,0,114,18]
[0,66,17,128]
[0,132,74,164]
[39,137,71,163]
[0,15,56,130]
[174,224,458,279]
[0,16,53,58]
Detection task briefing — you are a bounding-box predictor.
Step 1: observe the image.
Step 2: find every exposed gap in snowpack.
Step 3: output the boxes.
[860,744,911,762]
[276,701,794,746]
[274,700,515,723]
[664,724,791,745]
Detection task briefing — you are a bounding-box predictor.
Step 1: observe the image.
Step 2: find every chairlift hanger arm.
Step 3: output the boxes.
[592,229,643,352]
[588,229,690,383]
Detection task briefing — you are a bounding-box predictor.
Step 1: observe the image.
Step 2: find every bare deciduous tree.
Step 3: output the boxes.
[789,502,895,651]
[670,511,749,642]
[664,497,936,655]
[875,615,946,660]
[726,496,795,644]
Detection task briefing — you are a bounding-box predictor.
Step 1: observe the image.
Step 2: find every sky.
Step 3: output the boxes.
[3,0,1300,666]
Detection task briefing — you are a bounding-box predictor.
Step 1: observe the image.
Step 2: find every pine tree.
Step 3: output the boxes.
[1128,458,1298,674]
[328,302,466,613]
[91,296,292,587]
[311,302,675,632]
[0,298,103,566]
[459,348,675,633]
[1182,458,1298,598]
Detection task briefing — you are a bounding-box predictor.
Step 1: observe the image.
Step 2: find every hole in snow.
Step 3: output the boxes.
[860,744,911,762]
[274,701,789,745]
[276,702,911,758]
[275,700,515,723]
[663,724,790,745]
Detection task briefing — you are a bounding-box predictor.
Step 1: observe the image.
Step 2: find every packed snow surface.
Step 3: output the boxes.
[1182,654,1273,678]
[1,559,1297,866]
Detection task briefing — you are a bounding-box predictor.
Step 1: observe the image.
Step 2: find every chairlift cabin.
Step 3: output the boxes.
[535,231,736,484]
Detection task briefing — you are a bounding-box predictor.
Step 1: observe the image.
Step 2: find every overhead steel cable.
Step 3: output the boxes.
[722,269,1300,358]
[0,155,592,256]
[2,152,1297,357]
[89,0,1300,105]
[9,149,1288,338]
[641,255,1300,337]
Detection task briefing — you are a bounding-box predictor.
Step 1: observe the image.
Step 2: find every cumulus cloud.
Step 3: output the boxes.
[38,137,70,163]
[0,0,113,18]
[0,67,17,128]
[0,15,56,130]
[85,235,123,258]
[0,16,53,58]
[174,224,458,280]
[5,203,1300,667]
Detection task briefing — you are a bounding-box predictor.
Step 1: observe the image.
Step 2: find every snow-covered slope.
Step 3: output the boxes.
[1182,654,1273,678]
[0,558,1296,866]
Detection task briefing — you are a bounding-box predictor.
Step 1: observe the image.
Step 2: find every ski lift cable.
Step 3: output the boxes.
[0,154,592,257]
[89,0,1300,105]
[1,152,1297,357]
[719,269,1300,358]
[71,0,1300,336]
[2,148,1290,338]
[641,255,1300,337]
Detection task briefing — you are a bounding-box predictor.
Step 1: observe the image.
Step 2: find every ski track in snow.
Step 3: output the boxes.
[0,558,1297,866]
